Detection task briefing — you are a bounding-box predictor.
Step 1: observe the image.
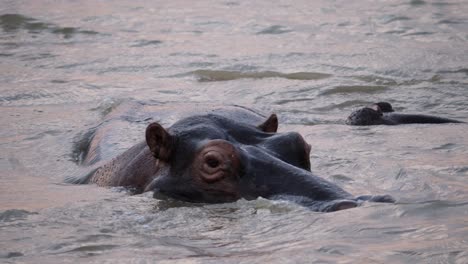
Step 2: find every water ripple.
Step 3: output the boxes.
[0,14,99,38]
[256,25,292,35]
[320,85,390,95]
[191,70,332,82]
[353,75,398,86]
[63,244,118,253]
[0,209,36,223]
[130,39,163,47]
[438,19,467,25]
[380,15,411,25]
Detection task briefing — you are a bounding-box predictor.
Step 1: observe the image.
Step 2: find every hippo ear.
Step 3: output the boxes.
[145,122,174,161]
[376,102,394,113]
[370,104,382,114]
[258,114,278,133]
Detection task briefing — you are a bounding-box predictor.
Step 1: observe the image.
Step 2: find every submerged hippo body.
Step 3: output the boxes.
[347,102,463,126]
[70,102,393,212]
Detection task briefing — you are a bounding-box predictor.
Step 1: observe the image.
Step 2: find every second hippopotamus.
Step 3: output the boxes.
[346,102,464,126]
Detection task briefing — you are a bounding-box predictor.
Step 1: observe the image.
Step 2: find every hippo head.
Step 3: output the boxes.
[346,107,384,126]
[143,113,322,204]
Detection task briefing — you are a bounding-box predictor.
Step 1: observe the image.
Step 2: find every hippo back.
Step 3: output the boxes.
[78,101,268,166]
[383,113,464,124]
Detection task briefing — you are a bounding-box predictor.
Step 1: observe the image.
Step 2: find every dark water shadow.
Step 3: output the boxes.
[256,25,292,35]
[0,14,99,38]
[320,85,390,95]
[0,209,37,223]
[191,70,332,82]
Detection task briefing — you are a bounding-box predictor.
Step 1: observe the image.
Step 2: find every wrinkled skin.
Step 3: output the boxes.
[69,103,394,212]
[346,102,464,126]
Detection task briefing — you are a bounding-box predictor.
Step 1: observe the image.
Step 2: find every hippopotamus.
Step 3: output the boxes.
[346,102,464,126]
[69,102,394,212]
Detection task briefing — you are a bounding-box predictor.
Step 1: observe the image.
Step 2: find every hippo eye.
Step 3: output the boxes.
[199,150,228,182]
[194,140,241,183]
[206,158,220,168]
[204,152,222,171]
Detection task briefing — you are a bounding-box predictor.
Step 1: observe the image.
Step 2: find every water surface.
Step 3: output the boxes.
[1,0,468,263]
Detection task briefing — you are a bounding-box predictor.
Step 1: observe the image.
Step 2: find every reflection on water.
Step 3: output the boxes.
[1,0,468,263]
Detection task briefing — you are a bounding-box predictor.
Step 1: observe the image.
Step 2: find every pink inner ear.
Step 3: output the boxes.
[258,114,278,133]
[370,104,381,112]
[145,122,173,161]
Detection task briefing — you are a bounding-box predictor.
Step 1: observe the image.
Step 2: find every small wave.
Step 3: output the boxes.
[130,39,163,47]
[0,14,99,38]
[19,53,57,61]
[330,174,354,183]
[274,98,315,105]
[0,14,47,32]
[353,75,398,86]
[97,65,160,74]
[402,31,434,37]
[0,209,37,222]
[432,1,456,6]
[64,244,118,253]
[409,0,426,6]
[312,100,373,111]
[51,27,98,39]
[432,143,457,150]
[454,167,468,173]
[25,130,62,141]
[257,25,292,35]
[380,15,410,25]
[437,19,466,25]
[0,252,23,259]
[55,58,107,69]
[397,200,468,218]
[0,91,52,103]
[89,98,124,117]
[192,70,332,82]
[438,68,468,76]
[321,85,389,95]
[384,29,408,35]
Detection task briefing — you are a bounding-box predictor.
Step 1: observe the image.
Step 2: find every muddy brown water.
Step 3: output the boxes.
[1,1,468,263]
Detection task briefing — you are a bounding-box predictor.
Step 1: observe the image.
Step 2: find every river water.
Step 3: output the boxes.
[1,0,468,263]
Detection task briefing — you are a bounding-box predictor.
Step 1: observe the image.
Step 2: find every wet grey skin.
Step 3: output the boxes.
[346,102,464,126]
[69,105,394,212]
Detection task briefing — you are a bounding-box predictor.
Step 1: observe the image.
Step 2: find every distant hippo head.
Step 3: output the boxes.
[144,113,318,204]
[346,101,462,126]
[346,106,385,126]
